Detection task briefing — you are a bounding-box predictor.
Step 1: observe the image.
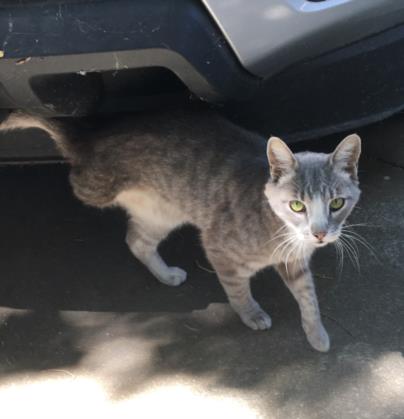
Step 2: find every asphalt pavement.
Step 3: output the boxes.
[0,115,403,419]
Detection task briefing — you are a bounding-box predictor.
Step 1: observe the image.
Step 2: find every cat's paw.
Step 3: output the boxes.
[158,267,187,287]
[240,307,272,331]
[304,323,330,352]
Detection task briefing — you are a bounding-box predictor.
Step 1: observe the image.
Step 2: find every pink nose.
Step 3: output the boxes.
[313,231,326,241]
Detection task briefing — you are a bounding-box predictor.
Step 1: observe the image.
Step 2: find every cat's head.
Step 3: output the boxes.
[265,135,361,248]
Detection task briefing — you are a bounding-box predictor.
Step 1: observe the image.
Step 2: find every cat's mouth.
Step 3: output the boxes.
[291,226,339,247]
[314,240,329,247]
[302,230,340,247]
[311,234,339,247]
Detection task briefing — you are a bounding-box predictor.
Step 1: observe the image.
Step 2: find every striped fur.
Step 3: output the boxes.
[0,110,361,351]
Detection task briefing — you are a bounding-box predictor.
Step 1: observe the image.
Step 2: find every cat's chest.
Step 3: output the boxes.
[243,239,314,272]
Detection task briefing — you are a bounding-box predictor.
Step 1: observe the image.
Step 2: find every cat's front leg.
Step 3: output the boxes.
[276,262,330,352]
[220,274,272,331]
[206,250,272,330]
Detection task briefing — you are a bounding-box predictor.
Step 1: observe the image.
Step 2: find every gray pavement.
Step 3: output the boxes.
[0,118,403,418]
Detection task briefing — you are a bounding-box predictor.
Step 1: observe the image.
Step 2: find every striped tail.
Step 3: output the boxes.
[0,111,80,162]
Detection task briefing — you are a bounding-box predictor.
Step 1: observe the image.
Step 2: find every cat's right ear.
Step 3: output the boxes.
[267,137,297,182]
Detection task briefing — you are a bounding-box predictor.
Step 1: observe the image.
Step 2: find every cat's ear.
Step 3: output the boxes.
[330,134,361,179]
[267,137,297,182]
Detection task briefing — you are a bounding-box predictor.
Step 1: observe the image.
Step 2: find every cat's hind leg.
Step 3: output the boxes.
[116,188,187,287]
[126,218,187,287]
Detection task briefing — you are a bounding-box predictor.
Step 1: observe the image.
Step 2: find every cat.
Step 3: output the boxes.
[0,109,361,352]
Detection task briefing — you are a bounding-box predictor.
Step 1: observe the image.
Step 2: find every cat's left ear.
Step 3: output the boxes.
[330,134,361,180]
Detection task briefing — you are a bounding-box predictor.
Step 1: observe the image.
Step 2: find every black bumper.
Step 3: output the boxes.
[1,0,404,142]
[0,0,258,115]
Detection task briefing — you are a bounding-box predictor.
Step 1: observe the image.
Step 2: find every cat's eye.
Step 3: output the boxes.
[289,200,306,213]
[330,197,345,211]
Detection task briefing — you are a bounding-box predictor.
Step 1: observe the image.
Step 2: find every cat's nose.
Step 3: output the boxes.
[313,231,327,241]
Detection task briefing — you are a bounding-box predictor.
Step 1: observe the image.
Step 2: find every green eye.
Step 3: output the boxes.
[330,197,345,211]
[290,200,306,213]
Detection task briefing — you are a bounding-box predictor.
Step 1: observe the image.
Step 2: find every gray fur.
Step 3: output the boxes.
[0,109,361,351]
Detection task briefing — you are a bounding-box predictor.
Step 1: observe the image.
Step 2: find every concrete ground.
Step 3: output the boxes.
[0,116,403,419]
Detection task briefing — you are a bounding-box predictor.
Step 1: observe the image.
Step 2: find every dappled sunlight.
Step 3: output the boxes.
[321,349,404,418]
[360,351,404,413]
[266,346,404,419]
[0,306,403,419]
[370,352,404,399]
[0,374,261,419]
[0,307,31,321]
[0,347,402,419]
[59,311,175,395]
[0,308,264,417]
[116,380,261,419]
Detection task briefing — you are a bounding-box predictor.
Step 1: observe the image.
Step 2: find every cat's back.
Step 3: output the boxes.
[90,108,265,159]
[72,108,268,208]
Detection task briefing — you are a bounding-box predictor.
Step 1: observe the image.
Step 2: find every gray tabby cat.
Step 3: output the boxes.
[0,109,361,352]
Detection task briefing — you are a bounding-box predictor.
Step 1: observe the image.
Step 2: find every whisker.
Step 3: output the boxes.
[334,240,344,278]
[264,231,292,246]
[343,223,379,229]
[338,240,345,275]
[284,237,300,276]
[339,236,361,272]
[338,237,356,272]
[277,238,296,268]
[342,225,381,233]
[341,230,381,264]
[273,235,300,277]
[263,224,289,246]
[284,240,300,275]
[297,241,309,273]
[271,235,295,261]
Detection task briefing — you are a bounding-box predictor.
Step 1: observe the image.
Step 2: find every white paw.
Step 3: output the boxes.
[304,323,330,352]
[158,267,187,287]
[240,307,272,330]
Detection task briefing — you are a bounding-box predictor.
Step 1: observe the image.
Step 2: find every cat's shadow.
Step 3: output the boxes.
[0,217,285,314]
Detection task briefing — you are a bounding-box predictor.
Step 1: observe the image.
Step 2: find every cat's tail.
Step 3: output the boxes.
[0,110,82,163]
